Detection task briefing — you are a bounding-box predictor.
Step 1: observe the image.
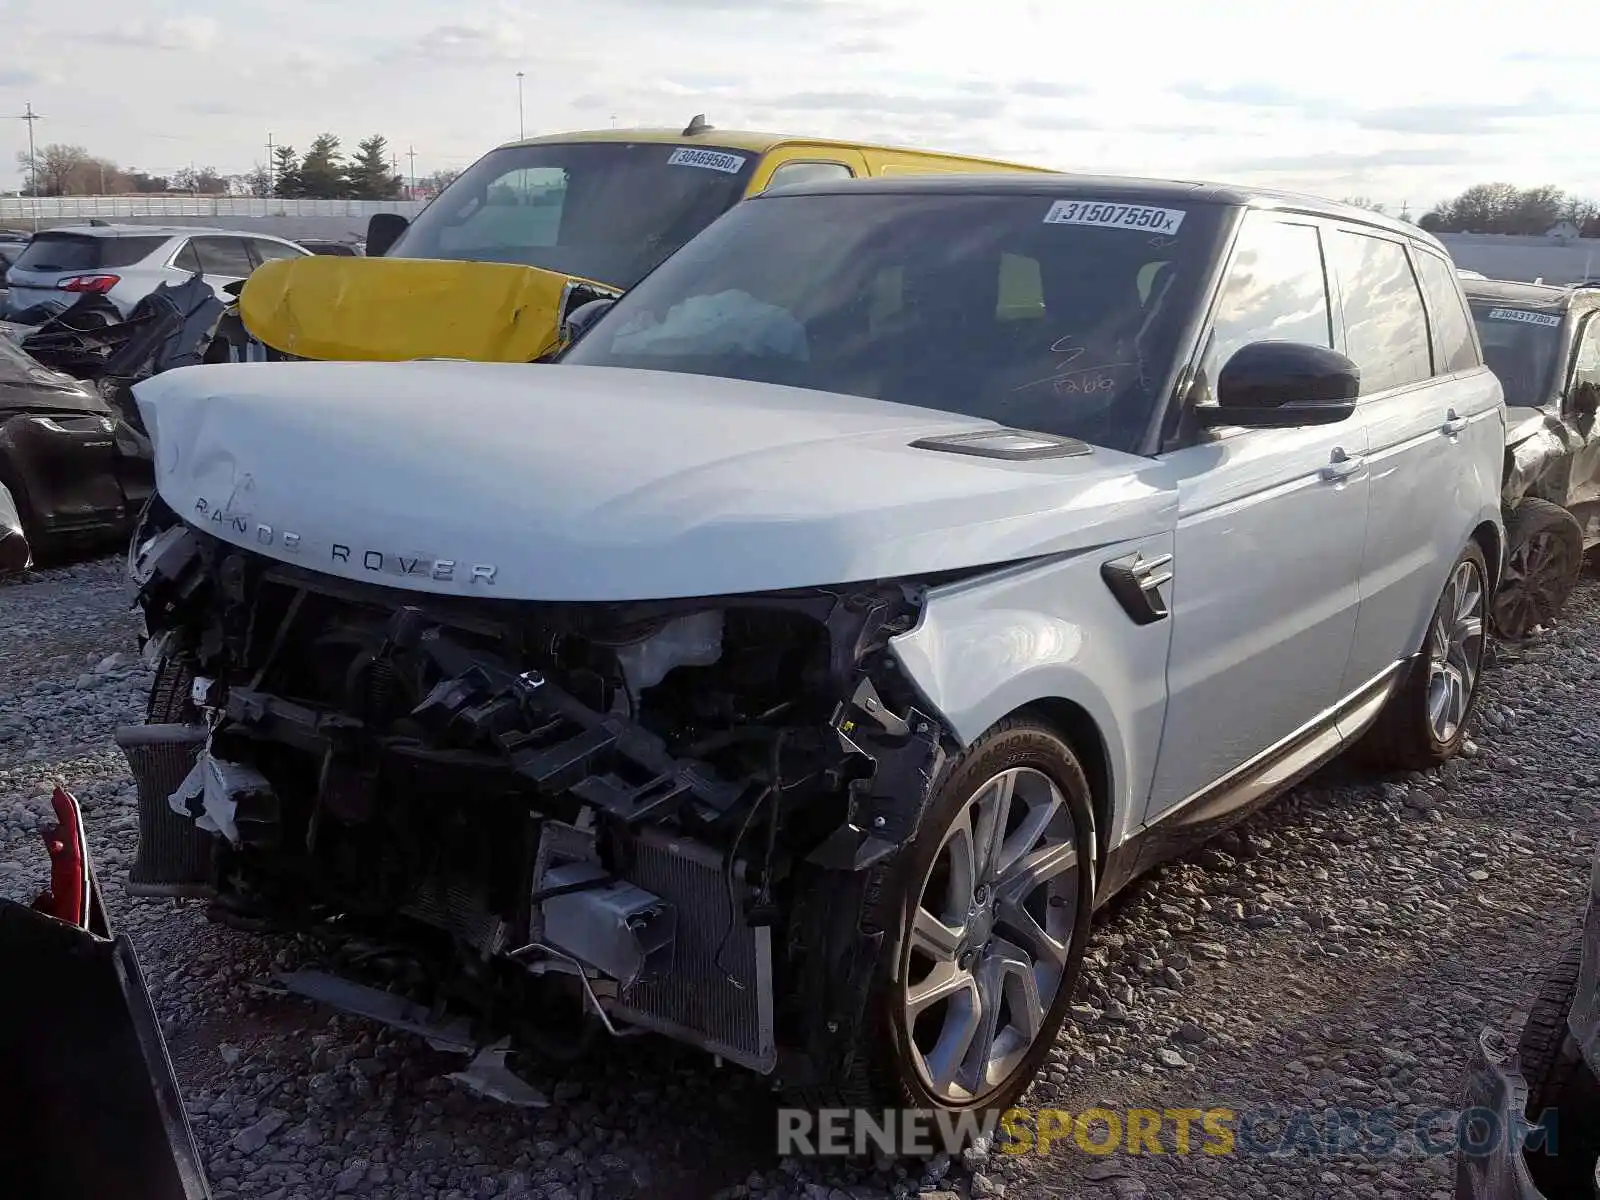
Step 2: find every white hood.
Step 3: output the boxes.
[134,361,1171,602]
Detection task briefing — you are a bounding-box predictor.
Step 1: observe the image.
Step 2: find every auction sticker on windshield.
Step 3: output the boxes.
[668,147,747,174]
[1044,199,1186,234]
[1486,307,1561,328]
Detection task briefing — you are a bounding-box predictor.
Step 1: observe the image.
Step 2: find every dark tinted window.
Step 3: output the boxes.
[1204,214,1330,381]
[766,161,854,190]
[192,237,254,277]
[564,192,1229,453]
[13,233,167,272]
[1468,301,1564,408]
[250,238,304,264]
[390,141,755,288]
[1328,231,1432,394]
[173,241,202,273]
[1413,250,1480,374]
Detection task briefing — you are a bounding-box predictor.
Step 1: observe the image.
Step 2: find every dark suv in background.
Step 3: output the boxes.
[1463,279,1600,639]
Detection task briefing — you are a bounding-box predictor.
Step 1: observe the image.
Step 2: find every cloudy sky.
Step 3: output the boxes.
[2,0,1596,211]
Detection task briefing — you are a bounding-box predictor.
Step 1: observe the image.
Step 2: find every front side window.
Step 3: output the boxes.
[563,192,1229,453]
[251,238,304,264]
[1327,231,1432,395]
[1571,313,1600,396]
[1412,250,1480,374]
[1202,213,1331,385]
[1468,301,1565,408]
[389,141,757,289]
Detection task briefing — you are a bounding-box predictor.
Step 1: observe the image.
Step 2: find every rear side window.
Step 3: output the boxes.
[1328,231,1432,394]
[14,233,167,272]
[173,241,202,273]
[765,161,854,190]
[192,237,254,277]
[1204,212,1332,381]
[1412,249,1480,374]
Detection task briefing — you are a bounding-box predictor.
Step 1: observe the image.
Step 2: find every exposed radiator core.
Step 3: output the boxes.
[114,723,214,898]
[609,826,775,1074]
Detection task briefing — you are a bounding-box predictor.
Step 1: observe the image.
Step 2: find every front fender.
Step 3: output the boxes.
[888,541,1174,851]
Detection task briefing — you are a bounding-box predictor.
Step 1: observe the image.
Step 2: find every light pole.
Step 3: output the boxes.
[516,71,525,140]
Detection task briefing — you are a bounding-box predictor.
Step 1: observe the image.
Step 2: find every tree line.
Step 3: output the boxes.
[1420,183,1600,237]
[12,133,441,201]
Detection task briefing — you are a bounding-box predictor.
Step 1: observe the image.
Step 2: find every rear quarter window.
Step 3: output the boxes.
[14,233,168,272]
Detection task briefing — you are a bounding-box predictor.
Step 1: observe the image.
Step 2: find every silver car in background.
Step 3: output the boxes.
[3,225,310,321]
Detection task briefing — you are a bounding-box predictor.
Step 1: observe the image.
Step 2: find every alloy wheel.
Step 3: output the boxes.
[1427,557,1487,744]
[1493,530,1578,640]
[902,766,1080,1104]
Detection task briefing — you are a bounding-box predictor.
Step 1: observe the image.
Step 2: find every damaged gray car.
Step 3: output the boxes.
[1464,280,1600,640]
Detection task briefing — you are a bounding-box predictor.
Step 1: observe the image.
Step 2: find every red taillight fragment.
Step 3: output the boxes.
[56,273,120,294]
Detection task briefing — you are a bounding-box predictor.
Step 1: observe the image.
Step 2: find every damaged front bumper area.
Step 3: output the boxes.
[120,507,949,1080]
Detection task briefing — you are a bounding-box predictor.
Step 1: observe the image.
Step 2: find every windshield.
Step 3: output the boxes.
[563,191,1228,452]
[1469,302,1566,408]
[387,141,756,288]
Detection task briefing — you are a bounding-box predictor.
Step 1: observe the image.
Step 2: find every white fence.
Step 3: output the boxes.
[0,196,425,221]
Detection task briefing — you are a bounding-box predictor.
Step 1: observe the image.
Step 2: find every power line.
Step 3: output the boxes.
[17,101,41,230]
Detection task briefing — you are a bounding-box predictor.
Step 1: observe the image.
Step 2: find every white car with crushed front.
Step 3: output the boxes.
[120,175,1505,1119]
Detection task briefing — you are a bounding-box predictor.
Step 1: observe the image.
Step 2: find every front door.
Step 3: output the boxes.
[1145,212,1368,824]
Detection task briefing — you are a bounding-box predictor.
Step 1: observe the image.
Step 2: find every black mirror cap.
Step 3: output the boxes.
[1196,341,1361,429]
[560,297,616,346]
[365,212,410,258]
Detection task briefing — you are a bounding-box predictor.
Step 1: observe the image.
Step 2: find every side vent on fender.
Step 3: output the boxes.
[1101,551,1174,625]
[909,429,1093,461]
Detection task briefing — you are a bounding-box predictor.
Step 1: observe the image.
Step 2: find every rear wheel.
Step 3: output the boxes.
[1493,498,1584,640]
[1354,542,1489,771]
[798,718,1096,1115]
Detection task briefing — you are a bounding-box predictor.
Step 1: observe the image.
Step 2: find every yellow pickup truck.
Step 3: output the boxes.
[235,116,1057,363]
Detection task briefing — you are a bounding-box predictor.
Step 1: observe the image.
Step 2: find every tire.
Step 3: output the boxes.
[793,716,1097,1116]
[1518,940,1583,1109]
[1354,541,1489,772]
[147,656,197,723]
[1492,498,1585,641]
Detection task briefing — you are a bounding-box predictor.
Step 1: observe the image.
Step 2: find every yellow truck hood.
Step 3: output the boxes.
[237,256,619,363]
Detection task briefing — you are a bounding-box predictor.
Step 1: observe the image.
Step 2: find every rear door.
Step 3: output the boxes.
[1336,233,1501,691]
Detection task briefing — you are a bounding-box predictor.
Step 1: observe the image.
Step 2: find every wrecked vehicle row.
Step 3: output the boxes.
[112,175,1507,1119]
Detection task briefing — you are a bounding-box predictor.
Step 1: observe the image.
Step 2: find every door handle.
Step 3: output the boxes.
[1440,409,1468,436]
[1320,447,1364,482]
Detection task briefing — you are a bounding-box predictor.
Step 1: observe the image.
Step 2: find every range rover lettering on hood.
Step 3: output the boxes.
[132,359,1174,602]
[191,496,498,585]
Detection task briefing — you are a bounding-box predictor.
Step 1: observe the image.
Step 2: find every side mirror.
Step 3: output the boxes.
[365,212,410,258]
[1196,340,1360,429]
[560,298,616,347]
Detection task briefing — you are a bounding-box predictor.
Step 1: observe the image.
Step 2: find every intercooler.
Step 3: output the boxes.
[113,723,214,898]
[605,826,776,1075]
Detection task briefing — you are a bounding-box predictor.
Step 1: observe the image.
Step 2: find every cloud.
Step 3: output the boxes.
[1210,145,1470,174]
[1010,80,1088,99]
[753,89,1000,119]
[75,16,218,52]
[1354,94,1591,135]
[0,68,39,88]
[831,34,891,54]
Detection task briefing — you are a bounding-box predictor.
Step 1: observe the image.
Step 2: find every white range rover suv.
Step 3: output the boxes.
[120,175,1504,1120]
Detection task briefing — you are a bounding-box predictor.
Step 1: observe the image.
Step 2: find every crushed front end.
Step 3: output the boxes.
[122,498,949,1083]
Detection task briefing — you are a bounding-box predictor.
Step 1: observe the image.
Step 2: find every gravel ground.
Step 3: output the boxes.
[2,555,1596,1200]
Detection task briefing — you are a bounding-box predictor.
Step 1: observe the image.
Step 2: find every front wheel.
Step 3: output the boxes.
[1492,498,1584,641]
[803,718,1097,1115]
[1354,542,1489,772]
